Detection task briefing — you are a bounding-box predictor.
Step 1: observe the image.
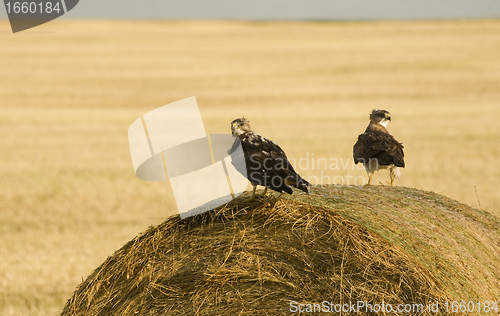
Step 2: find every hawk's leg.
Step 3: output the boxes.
[390,170,395,186]
[367,173,374,185]
[262,187,268,196]
[249,185,257,200]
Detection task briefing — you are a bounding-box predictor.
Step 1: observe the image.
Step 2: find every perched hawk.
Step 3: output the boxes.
[228,117,310,199]
[353,110,405,186]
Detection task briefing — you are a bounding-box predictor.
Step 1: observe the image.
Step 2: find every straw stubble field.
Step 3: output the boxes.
[0,19,499,315]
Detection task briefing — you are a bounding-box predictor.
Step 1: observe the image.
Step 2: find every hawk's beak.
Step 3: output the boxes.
[387,115,391,121]
[231,123,237,136]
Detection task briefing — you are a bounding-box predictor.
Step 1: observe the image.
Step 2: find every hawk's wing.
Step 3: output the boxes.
[239,133,310,194]
[353,132,405,167]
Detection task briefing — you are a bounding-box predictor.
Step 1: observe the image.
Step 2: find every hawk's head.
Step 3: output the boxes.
[231,117,252,137]
[370,109,392,128]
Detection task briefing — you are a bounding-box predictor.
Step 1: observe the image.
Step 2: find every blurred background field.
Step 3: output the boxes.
[0,19,499,315]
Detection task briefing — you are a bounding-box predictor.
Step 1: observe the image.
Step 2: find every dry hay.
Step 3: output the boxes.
[292,185,500,303]
[60,185,500,316]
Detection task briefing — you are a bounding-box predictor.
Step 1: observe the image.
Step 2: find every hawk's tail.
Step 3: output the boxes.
[286,174,311,194]
[391,166,401,179]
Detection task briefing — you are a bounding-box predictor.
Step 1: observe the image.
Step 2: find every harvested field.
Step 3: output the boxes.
[1,19,499,315]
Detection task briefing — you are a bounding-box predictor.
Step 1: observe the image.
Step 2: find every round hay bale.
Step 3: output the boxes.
[60,185,500,316]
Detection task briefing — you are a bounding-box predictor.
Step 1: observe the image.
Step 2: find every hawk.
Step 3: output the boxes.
[228,117,310,199]
[353,110,405,186]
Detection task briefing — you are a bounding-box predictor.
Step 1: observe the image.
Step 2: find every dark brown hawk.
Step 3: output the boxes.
[228,117,310,199]
[353,109,405,186]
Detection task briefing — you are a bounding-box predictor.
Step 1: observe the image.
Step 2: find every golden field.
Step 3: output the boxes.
[0,19,499,315]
